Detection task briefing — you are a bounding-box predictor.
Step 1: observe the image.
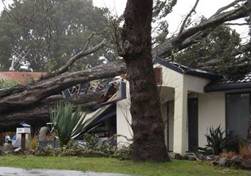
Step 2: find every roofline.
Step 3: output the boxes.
[154,58,222,80]
[205,82,251,92]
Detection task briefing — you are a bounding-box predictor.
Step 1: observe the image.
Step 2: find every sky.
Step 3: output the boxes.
[0,0,248,41]
[93,0,249,42]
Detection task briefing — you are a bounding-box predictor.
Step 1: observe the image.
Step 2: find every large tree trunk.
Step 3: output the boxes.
[0,92,105,131]
[0,62,125,114]
[121,0,169,161]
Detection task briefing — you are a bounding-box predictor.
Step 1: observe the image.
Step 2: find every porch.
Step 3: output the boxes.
[156,60,225,155]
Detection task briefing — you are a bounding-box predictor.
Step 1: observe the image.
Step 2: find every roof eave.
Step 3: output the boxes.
[205,82,251,92]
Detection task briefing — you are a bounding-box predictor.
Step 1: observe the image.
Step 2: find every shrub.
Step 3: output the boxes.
[224,134,244,153]
[82,134,99,150]
[113,145,132,160]
[31,137,38,150]
[239,143,251,159]
[50,102,87,147]
[201,126,244,156]
[206,126,225,155]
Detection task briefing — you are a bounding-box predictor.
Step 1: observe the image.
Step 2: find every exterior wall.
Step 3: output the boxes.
[173,80,188,154]
[116,81,133,147]
[116,64,226,154]
[198,92,226,147]
[184,75,210,93]
[155,64,183,89]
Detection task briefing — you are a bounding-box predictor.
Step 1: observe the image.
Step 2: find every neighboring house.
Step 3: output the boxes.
[0,72,46,85]
[93,58,251,155]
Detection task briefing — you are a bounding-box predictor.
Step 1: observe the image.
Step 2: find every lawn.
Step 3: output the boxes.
[0,155,249,176]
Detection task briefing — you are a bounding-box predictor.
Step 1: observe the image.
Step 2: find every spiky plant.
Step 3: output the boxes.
[50,102,87,147]
[206,125,225,155]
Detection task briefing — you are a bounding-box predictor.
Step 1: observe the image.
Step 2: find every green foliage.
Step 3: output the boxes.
[153,0,177,45]
[205,126,225,155]
[0,0,112,71]
[224,135,246,153]
[82,133,99,150]
[50,102,86,147]
[0,79,18,89]
[175,25,248,78]
[200,126,245,155]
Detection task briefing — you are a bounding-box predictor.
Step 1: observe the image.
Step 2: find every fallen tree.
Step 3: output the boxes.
[0,61,126,114]
[0,0,250,132]
[0,91,109,131]
[152,0,251,57]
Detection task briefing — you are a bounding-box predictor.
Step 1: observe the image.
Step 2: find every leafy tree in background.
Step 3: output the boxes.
[0,0,112,71]
[174,24,249,79]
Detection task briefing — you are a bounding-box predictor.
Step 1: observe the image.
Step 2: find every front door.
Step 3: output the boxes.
[188,98,198,152]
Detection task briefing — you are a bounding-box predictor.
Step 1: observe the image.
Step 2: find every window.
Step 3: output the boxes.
[226,93,250,139]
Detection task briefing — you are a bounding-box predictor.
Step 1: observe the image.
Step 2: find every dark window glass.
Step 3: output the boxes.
[226,93,250,139]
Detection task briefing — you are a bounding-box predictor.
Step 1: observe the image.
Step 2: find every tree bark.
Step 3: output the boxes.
[0,62,126,114]
[0,105,49,132]
[121,0,169,161]
[0,90,109,132]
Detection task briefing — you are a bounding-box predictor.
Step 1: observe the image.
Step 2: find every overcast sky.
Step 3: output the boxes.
[0,0,248,41]
[93,0,249,42]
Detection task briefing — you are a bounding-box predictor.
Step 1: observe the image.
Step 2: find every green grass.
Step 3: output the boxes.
[0,155,249,176]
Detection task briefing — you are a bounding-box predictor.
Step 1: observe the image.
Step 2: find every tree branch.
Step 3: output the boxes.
[225,22,249,25]
[213,0,245,16]
[0,61,126,114]
[178,0,200,35]
[153,1,251,58]
[44,39,106,79]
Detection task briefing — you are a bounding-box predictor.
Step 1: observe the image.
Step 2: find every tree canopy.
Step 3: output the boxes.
[0,0,112,71]
[174,24,250,79]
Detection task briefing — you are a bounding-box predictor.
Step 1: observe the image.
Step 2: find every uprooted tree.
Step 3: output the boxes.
[0,0,251,161]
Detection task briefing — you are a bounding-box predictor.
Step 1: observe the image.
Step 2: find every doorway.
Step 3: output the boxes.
[188,97,198,152]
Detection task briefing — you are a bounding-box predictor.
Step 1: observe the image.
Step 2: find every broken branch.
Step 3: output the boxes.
[0,61,126,114]
[178,0,200,35]
[44,39,106,79]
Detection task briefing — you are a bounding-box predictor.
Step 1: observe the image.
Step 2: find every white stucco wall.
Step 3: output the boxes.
[184,75,210,93]
[159,64,212,154]
[155,64,183,89]
[198,92,226,147]
[116,81,133,147]
[116,64,226,154]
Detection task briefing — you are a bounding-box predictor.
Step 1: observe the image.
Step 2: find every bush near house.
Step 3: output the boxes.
[50,102,87,147]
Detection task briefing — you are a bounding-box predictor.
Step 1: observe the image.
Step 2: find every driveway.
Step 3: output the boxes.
[0,167,131,176]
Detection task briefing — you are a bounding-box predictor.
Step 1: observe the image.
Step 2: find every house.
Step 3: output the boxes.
[0,71,46,85]
[113,58,251,155]
[1,59,251,155]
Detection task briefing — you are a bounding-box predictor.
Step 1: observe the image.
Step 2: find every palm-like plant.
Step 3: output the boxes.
[50,102,87,146]
[206,126,225,155]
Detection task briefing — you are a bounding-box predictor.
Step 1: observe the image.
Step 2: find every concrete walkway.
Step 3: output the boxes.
[0,167,131,176]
